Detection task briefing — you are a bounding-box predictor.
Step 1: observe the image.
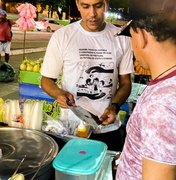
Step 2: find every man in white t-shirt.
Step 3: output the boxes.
[41,0,134,151]
[116,0,176,179]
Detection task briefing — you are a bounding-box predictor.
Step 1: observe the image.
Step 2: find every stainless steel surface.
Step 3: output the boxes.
[0,127,58,179]
[30,153,47,180]
[69,106,102,128]
[11,155,26,177]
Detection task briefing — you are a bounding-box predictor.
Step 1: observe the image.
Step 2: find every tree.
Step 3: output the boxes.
[38,0,66,18]
[66,0,80,19]
[1,0,7,10]
[109,0,130,8]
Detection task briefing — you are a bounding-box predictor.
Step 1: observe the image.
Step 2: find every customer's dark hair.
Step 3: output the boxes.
[129,0,176,44]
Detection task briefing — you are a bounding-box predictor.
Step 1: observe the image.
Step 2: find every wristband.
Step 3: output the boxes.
[111,103,120,114]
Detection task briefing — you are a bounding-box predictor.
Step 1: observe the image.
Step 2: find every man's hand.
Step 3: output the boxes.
[99,105,117,125]
[41,76,75,108]
[56,90,75,108]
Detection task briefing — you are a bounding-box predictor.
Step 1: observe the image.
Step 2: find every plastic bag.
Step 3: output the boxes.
[42,113,80,136]
[42,114,69,135]
[0,61,16,82]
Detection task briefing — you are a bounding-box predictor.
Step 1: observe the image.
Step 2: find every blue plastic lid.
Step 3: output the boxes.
[53,138,107,175]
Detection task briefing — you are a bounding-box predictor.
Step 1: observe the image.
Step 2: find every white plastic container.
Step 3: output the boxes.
[53,138,113,180]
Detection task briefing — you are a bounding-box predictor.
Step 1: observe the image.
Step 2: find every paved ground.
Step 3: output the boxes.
[0,26,52,100]
[0,51,46,100]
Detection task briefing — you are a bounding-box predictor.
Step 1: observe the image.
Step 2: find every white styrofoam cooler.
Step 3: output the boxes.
[53,138,114,180]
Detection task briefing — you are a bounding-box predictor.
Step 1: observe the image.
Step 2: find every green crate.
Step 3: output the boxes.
[19,71,41,85]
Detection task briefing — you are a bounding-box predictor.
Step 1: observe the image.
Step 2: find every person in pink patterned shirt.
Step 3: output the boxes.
[116,0,176,179]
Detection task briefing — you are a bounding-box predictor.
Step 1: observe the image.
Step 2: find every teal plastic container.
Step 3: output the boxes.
[53,138,107,180]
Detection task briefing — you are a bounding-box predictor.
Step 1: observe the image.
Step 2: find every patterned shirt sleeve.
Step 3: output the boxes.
[141,101,176,165]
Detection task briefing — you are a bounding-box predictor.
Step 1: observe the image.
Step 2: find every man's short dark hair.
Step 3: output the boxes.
[129,0,176,43]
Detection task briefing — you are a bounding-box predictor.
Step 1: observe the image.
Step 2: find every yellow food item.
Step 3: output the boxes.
[19,63,27,71]
[33,64,40,72]
[118,110,127,123]
[0,98,4,121]
[0,111,3,121]
[8,173,25,180]
[77,122,89,138]
[26,64,33,71]
[0,98,4,104]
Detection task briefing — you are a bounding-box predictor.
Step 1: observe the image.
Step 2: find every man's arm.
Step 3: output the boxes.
[100,74,132,125]
[142,157,176,180]
[112,74,132,105]
[41,76,75,108]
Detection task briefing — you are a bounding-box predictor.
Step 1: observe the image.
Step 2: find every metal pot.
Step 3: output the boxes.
[0,127,58,180]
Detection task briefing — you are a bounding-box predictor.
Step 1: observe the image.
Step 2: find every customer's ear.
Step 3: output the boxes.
[136,28,148,49]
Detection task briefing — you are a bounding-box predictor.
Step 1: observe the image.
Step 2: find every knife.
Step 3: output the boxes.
[68,105,102,128]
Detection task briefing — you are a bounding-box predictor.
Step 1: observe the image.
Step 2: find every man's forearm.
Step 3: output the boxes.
[41,76,61,99]
[112,74,132,106]
[113,84,131,105]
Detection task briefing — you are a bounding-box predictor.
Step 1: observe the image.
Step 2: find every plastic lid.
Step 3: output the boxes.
[53,138,107,175]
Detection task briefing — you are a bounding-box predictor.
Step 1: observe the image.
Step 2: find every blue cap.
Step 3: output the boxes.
[128,0,176,20]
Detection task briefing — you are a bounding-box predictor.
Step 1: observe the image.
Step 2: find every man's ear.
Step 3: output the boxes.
[136,28,148,49]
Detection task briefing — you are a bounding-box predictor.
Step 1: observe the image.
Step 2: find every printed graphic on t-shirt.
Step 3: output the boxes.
[76,48,114,101]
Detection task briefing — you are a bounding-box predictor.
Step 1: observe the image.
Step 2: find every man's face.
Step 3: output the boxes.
[76,0,108,32]
[130,27,149,69]
[130,27,139,59]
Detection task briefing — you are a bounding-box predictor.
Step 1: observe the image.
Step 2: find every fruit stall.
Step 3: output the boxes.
[0,2,117,180]
[0,57,62,179]
[0,55,152,179]
[19,57,62,119]
[0,57,116,180]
